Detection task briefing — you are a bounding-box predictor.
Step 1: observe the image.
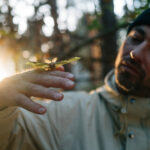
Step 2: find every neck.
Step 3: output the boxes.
[115,82,150,98]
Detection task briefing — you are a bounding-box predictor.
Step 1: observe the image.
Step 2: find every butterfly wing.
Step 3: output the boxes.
[26,61,50,70]
[26,57,80,70]
[55,57,80,68]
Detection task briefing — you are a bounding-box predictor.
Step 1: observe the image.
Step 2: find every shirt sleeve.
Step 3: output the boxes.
[0,91,91,150]
[0,106,18,150]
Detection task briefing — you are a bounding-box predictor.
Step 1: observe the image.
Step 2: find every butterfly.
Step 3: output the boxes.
[26,57,80,71]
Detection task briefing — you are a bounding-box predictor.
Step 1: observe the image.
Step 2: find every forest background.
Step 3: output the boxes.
[0,0,149,91]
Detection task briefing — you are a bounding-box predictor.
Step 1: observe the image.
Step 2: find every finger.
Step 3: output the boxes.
[33,75,75,89]
[15,94,47,114]
[22,70,74,81]
[47,71,75,81]
[56,66,64,71]
[19,82,64,100]
[22,72,75,89]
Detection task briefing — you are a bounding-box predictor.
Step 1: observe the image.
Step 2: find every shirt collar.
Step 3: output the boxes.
[97,69,150,119]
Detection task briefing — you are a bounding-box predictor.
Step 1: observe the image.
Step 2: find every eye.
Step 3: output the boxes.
[130,36,143,44]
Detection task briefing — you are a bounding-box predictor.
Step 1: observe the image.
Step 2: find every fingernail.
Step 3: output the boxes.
[66,80,74,87]
[38,107,46,113]
[55,93,63,99]
[67,73,74,79]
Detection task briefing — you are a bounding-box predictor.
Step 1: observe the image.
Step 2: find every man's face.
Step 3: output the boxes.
[115,25,150,97]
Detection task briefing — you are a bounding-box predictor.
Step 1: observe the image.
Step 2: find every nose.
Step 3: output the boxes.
[129,42,148,63]
[130,51,135,59]
[130,50,143,64]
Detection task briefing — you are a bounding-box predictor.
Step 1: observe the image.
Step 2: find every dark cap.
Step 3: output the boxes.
[127,8,150,34]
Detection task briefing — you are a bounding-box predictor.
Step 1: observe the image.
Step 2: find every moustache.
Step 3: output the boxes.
[119,56,145,78]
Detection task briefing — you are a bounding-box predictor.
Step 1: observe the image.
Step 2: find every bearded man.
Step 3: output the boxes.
[0,8,150,150]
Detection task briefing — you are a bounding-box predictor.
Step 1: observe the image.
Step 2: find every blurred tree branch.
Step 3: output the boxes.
[60,22,129,59]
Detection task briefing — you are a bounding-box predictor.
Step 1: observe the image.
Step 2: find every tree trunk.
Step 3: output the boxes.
[47,0,59,34]
[99,0,117,78]
[47,0,65,58]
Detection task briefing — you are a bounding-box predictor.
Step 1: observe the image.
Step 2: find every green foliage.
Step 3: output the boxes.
[88,19,102,30]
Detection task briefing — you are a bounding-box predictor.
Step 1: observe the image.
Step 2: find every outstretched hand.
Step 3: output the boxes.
[0,67,75,114]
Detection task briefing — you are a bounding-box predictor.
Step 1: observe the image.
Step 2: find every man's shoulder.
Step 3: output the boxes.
[63,87,106,101]
[61,90,99,108]
[59,86,108,110]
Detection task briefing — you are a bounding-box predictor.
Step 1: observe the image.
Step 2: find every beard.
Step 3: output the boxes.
[115,56,145,95]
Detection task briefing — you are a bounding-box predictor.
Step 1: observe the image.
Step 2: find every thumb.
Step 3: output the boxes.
[16,94,47,114]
